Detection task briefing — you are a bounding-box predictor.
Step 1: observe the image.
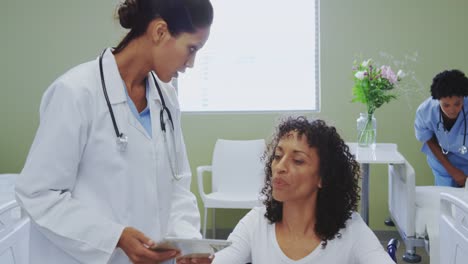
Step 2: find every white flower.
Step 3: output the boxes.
[361,59,372,67]
[355,71,366,80]
[397,69,405,79]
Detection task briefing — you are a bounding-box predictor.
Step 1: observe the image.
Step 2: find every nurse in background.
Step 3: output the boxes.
[213,117,394,264]
[15,0,213,263]
[415,69,468,187]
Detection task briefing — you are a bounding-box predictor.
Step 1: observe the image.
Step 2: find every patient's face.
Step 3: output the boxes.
[271,131,321,204]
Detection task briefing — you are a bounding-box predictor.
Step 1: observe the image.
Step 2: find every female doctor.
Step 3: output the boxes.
[15,0,214,263]
[415,69,468,187]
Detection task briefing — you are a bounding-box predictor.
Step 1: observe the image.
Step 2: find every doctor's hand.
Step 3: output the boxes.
[450,168,467,187]
[118,227,180,264]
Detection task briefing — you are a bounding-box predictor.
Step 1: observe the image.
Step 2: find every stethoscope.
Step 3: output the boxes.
[99,49,182,180]
[437,106,467,155]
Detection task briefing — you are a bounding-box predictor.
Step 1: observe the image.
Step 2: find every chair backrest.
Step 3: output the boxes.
[211,139,266,195]
[388,160,416,235]
[440,192,468,264]
[0,200,30,264]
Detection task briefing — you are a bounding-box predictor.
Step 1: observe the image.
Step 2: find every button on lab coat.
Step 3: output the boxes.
[15,49,201,263]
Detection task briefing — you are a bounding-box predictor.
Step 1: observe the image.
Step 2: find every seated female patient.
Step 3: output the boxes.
[213,116,394,264]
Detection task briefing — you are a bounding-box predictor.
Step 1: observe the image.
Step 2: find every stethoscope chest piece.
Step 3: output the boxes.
[116,133,128,152]
[459,145,468,155]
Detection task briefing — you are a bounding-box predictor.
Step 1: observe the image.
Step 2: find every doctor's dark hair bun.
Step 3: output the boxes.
[431,69,468,99]
[114,0,213,54]
[117,0,139,29]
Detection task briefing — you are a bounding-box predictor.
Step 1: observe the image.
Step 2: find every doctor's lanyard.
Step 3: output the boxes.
[438,106,467,155]
[98,49,182,180]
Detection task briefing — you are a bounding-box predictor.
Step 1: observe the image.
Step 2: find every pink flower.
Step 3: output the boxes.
[380,65,398,84]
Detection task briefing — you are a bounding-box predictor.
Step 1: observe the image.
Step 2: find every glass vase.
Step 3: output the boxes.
[357,113,376,148]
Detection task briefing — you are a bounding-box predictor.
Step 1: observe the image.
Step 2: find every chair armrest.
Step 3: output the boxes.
[197,165,212,202]
[440,192,468,219]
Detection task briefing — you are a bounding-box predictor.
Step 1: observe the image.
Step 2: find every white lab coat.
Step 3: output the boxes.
[15,48,201,264]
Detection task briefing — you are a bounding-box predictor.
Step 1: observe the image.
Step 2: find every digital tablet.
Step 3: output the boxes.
[151,237,232,258]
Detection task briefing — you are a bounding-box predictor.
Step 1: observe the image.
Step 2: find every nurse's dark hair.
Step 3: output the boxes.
[431,69,468,99]
[261,116,361,248]
[113,0,213,54]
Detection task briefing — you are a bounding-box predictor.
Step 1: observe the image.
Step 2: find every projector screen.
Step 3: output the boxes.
[178,0,320,113]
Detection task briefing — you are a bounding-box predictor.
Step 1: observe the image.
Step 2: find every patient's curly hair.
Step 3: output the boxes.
[430,69,468,99]
[261,116,361,247]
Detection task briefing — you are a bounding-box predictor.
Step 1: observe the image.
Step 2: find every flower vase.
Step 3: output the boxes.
[357,113,376,148]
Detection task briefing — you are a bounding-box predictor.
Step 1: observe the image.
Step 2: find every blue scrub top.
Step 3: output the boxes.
[415,97,468,160]
[414,97,468,185]
[123,79,152,138]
